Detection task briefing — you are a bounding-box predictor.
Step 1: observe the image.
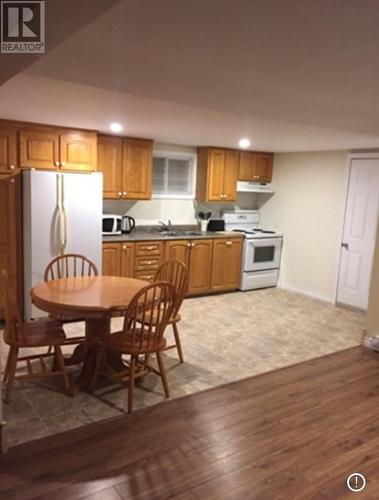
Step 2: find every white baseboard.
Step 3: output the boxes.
[278,282,335,304]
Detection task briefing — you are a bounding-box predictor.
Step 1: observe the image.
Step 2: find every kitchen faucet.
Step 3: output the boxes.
[158,220,173,231]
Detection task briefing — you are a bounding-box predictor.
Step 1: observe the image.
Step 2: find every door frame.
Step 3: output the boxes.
[333,152,379,307]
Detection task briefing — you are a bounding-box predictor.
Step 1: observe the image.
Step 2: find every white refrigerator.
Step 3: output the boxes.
[23,170,103,321]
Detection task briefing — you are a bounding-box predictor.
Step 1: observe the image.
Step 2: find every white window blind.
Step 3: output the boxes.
[152,153,195,198]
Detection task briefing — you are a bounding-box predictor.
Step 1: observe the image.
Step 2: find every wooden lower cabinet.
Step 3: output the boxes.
[102,242,121,276]
[121,243,134,277]
[0,173,22,319]
[188,239,213,294]
[102,236,243,295]
[211,238,243,291]
[165,240,191,267]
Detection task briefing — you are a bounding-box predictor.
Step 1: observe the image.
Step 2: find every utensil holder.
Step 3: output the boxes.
[200,220,208,233]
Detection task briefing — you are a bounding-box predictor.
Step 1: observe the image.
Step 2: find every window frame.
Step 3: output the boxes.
[152,150,197,200]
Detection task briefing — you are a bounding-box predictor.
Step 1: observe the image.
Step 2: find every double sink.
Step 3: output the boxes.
[149,228,204,237]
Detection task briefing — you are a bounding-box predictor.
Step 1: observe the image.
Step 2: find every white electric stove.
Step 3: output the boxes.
[222,210,283,290]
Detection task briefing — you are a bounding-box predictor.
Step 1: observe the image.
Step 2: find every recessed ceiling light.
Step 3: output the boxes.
[110,122,123,133]
[238,138,251,149]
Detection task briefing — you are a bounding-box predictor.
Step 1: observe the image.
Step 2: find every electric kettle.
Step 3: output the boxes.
[121,215,136,234]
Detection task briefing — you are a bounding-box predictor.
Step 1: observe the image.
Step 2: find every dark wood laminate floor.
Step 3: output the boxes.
[1,346,379,500]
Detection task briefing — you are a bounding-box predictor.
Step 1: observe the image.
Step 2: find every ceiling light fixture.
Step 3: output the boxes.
[238,138,251,149]
[110,122,123,133]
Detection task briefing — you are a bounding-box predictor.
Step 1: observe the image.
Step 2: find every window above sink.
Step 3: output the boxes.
[152,149,196,200]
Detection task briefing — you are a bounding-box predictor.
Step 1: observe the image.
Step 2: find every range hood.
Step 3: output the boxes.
[237,181,274,194]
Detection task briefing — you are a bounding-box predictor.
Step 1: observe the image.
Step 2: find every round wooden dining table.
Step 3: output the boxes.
[31,275,148,391]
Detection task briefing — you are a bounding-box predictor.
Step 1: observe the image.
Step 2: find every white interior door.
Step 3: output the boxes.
[337,158,379,309]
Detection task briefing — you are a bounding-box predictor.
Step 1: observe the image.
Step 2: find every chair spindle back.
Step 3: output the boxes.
[44,254,98,281]
[154,260,188,319]
[122,281,175,352]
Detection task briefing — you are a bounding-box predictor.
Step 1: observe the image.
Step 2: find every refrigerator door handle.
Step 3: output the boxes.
[57,174,65,255]
[61,175,68,252]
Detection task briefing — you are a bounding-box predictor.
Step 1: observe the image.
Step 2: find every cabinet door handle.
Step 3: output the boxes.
[61,161,66,167]
[123,191,127,196]
[10,165,15,170]
[122,245,127,250]
[55,161,60,167]
[187,242,191,247]
[226,241,232,246]
[147,246,155,250]
[118,192,122,197]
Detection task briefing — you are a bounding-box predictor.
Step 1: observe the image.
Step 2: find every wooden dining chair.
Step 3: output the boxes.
[91,281,176,413]
[44,254,98,349]
[153,260,189,363]
[1,269,71,403]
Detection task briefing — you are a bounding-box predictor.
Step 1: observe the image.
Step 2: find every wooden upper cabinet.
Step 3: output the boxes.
[121,242,135,278]
[223,150,239,201]
[0,125,17,173]
[188,239,213,294]
[102,242,121,276]
[98,135,123,199]
[165,240,191,268]
[207,148,225,201]
[196,147,239,202]
[19,126,97,172]
[122,138,153,200]
[211,238,242,291]
[60,131,97,172]
[239,151,273,183]
[239,151,256,181]
[255,153,273,183]
[20,128,60,170]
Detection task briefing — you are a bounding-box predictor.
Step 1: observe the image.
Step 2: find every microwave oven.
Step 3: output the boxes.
[102,214,122,235]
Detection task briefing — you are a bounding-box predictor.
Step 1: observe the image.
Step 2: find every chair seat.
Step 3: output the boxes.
[12,319,66,348]
[50,313,86,324]
[102,329,166,354]
[136,311,181,325]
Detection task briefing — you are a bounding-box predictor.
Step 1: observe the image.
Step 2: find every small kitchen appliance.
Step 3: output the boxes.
[121,214,136,234]
[222,209,283,290]
[102,214,122,235]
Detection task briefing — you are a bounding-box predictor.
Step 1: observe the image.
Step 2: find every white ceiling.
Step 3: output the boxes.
[1,0,379,152]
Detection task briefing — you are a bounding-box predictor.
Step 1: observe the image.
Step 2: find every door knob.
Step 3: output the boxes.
[341,242,349,250]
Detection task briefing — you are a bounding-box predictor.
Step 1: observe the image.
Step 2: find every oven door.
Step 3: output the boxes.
[243,237,283,272]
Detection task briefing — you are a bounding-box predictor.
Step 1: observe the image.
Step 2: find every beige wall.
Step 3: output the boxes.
[367,223,379,335]
[259,151,348,302]
[103,192,258,226]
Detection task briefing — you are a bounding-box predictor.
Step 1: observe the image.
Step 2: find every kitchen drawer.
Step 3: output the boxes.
[135,241,164,256]
[134,255,161,271]
[134,269,156,282]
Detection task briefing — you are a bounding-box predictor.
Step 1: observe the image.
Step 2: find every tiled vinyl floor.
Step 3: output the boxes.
[0,288,365,448]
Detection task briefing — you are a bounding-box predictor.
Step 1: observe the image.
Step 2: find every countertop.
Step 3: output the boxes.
[103,230,244,243]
